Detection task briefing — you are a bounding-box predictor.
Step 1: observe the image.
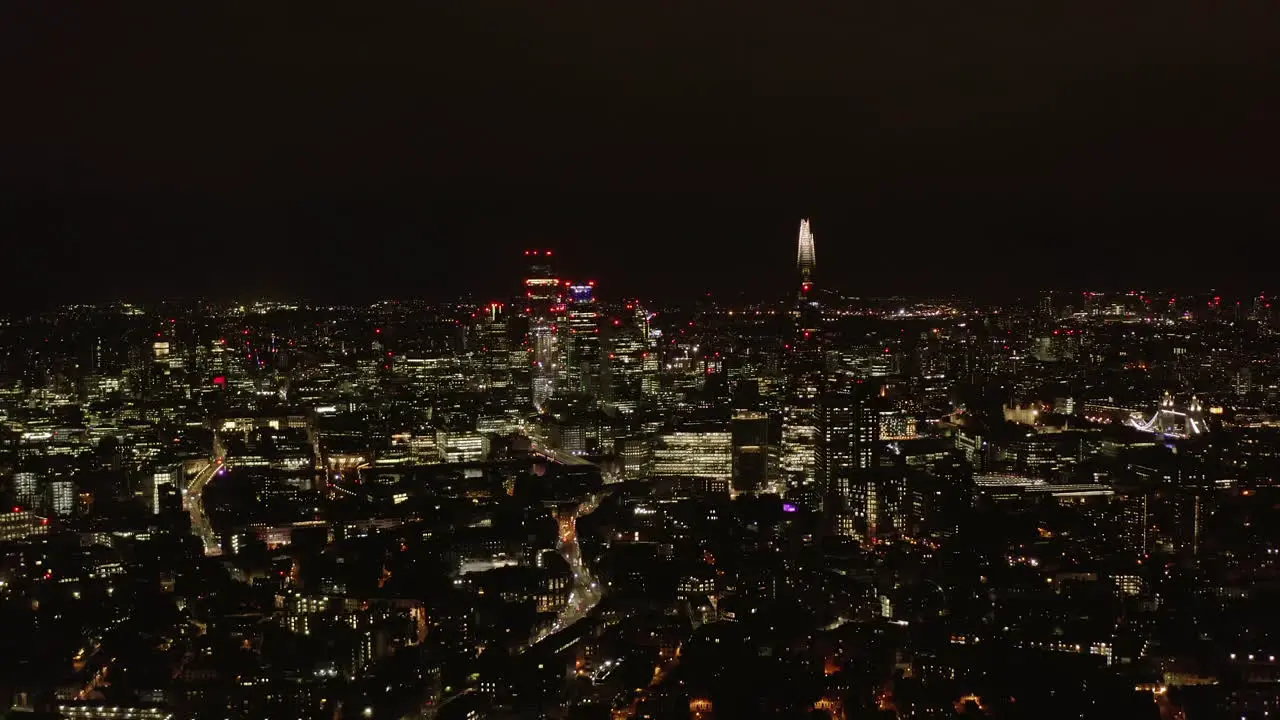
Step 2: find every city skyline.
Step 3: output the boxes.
[2,274,1278,718]
[5,191,1279,306]
[4,1,1280,717]
[3,206,1279,311]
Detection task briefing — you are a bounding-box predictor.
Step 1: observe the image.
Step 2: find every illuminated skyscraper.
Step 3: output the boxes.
[48,478,75,517]
[817,377,881,537]
[12,471,39,508]
[560,281,602,397]
[475,302,511,390]
[731,411,770,494]
[606,299,657,405]
[791,217,823,362]
[522,250,560,409]
[654,427,732,478]
[785,218,824,508]
[797,218,816,293]
[782,402,818,506]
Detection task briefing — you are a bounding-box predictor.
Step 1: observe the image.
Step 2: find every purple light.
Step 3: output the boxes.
[782,503,797,513]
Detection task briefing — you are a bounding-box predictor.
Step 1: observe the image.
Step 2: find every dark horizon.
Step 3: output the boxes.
[5,189,1277,308]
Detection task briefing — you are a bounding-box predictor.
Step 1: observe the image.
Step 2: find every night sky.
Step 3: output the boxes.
[2,1,1277,307]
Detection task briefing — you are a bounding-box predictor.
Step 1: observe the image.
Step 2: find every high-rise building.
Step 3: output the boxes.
[522,250,561,409]
[1039,290,1057,322]
[782,402,819,508]
[817,377,881,535]
[731,411,770,494]
[475,302,512,390]
[618,434,655,479]
[146,465,181,514]
[791,218,823,360]
[797,218,816,293]
[0,508,47,542]
[12,471,40,508]
[1252,293,1270,323]
[1235,366,1253,397]
[559,282,601,397]
[47,478,75,517]
[653,427,732,479]
[784,204,824,501]
[605,299,656,405]
[436,429,489,463]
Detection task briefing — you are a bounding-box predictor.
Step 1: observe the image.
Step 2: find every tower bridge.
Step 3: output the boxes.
[1128,392,1206,437]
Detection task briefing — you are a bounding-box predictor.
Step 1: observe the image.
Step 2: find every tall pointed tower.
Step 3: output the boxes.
[792,218,822,353]
[797,218,816,294]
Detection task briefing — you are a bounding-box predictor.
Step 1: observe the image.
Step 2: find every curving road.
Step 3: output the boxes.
[185,436,226,556]
[532,492,606,645]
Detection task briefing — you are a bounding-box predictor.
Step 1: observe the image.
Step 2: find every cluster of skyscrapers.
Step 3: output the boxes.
[476,249,659,415]
[3,218,1280,718]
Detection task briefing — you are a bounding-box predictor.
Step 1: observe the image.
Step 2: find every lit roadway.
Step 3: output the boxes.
[527,438,602,636]
[531,491,606,645]
[529,440,594,467]
[185,436,226,556]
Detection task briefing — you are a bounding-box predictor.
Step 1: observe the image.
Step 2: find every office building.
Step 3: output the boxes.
[731,411,770,494]
[817,377,881,534]
[654,428,732,479]
[522,249,560,409]
[559,282,601,397]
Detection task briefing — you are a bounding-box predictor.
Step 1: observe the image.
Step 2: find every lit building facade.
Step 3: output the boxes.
[731,411,770,493]
[797,218,816,293]
[475,302,512,390]
[48,478,75,517]
[0,508,47,542]
[559,282,601,397]
[653,429,732,479]
[817,377,880,534]
[605,299,656,404]
[522,250,560,409]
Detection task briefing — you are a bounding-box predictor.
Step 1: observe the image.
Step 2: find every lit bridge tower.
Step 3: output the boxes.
[1129,391,1207,437]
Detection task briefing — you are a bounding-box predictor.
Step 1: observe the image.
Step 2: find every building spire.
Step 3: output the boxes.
[797,218,816,287]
